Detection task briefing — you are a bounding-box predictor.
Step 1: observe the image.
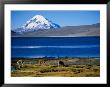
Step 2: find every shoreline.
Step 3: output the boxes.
[11,36,100,38]
[11,57,100,60]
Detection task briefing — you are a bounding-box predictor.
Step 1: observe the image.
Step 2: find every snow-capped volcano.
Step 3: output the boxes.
[14,15,60,33]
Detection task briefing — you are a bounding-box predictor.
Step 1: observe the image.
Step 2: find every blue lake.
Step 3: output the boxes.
[11,36,100,58]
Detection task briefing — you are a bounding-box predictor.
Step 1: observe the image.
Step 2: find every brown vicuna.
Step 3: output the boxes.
[16,60,24,69]
[58,61,65,67]
[38,60,46,66]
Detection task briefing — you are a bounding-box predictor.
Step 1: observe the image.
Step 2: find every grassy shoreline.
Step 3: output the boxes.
[11,57,100,77]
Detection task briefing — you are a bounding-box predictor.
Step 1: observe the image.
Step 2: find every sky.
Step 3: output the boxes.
[11,10,100,30]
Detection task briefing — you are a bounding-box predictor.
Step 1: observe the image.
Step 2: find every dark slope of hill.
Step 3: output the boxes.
[11,30,21,36]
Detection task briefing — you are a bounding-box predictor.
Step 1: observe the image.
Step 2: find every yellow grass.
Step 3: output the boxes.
[11,64,100,77]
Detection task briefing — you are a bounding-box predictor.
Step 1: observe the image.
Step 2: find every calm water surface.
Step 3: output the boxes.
[11,36,100,58]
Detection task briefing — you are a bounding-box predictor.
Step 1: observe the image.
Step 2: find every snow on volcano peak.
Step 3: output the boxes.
[21,15,50,29]
[31,15,47,22]
[14,15,60,33]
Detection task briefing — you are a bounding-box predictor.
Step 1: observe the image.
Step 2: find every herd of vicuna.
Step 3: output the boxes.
[13,60,66,70]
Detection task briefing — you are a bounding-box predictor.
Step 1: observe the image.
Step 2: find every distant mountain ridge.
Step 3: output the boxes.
[11,23,100,37]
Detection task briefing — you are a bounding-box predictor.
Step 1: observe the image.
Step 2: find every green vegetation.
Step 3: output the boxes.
[11,58,100,77]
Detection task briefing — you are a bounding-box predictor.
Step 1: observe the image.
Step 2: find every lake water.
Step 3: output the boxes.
[11,36,100,58]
